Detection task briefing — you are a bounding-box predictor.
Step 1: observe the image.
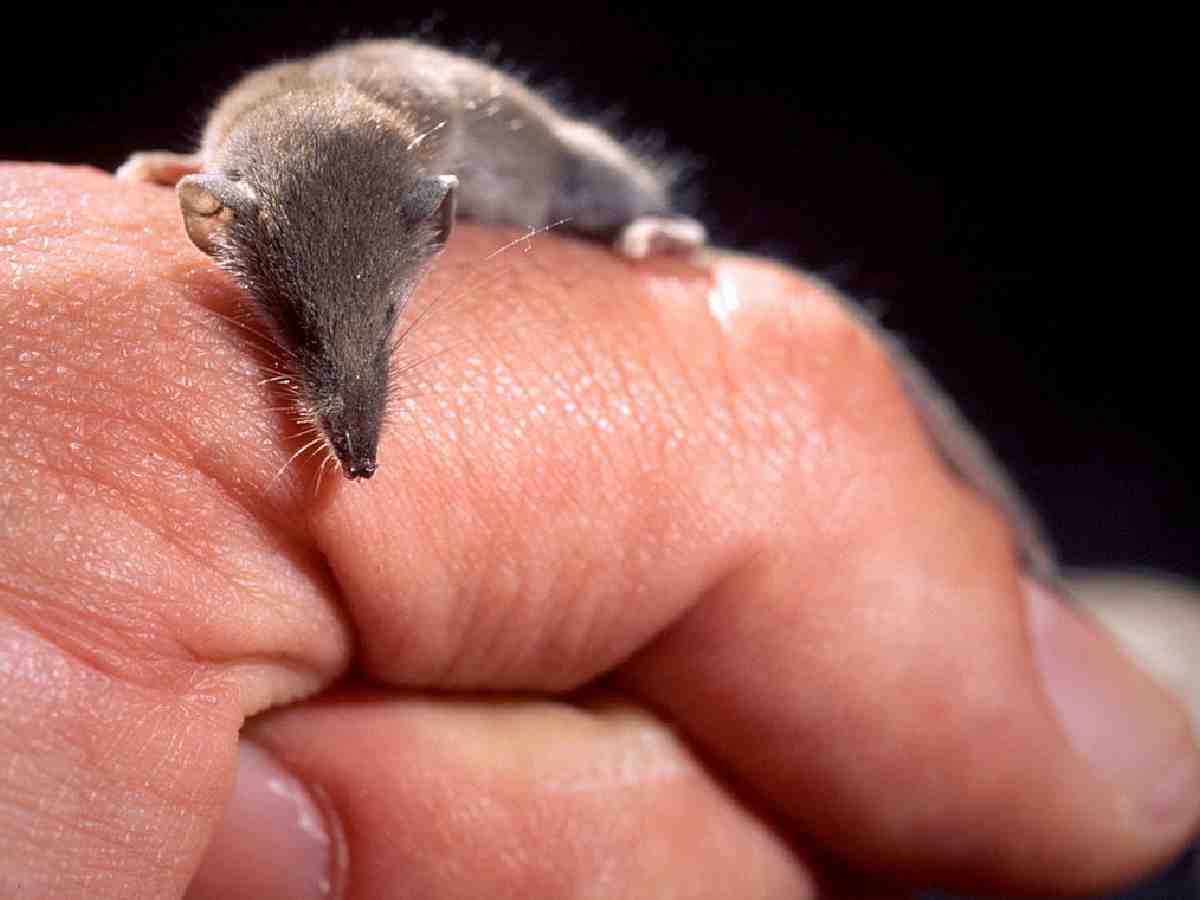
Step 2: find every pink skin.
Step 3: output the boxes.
[1,163,1197,899]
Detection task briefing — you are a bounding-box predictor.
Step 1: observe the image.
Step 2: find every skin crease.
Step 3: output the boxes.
[0,163,1198,898]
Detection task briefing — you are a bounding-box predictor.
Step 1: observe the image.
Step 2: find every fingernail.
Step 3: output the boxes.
[1027,578,1200,825]
[185,741,338,900]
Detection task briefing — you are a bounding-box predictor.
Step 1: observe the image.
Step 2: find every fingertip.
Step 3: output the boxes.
[1068,570,1200,742]
[1027,577,1200,835]
[185,741,343,900]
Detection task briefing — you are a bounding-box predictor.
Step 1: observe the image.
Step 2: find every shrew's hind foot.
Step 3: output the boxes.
[615,216,707,259]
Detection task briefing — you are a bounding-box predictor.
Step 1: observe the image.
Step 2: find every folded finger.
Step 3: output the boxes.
[188,691,824,899]
[616,261,1200,894]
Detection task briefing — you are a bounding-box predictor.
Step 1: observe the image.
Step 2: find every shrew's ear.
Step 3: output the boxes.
[406,174,458,248]
[176,175,258,257]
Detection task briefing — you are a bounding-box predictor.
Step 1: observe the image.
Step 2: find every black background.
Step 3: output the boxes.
[0,5,1193,895]
[3,19,1191,569]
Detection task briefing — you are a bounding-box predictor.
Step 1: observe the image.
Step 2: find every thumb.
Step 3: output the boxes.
[185,742,339,900]
[1069,570,1200,741]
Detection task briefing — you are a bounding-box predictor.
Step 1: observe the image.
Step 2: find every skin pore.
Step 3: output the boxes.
[1,164,1198,899]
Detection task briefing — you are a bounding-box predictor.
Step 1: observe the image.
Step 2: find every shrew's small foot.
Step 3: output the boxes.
[115,152,203,186]
[614,216,707,260]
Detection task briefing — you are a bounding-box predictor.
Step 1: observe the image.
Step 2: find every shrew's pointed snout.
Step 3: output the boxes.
[313,356,389,484]
[321,389,384,482]
[332,423,379,480]
[346,457,377,480]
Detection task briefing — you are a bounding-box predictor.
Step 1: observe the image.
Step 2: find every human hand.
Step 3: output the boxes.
[1,164,1197,899]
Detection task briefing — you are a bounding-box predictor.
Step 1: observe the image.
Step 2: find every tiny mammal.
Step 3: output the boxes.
[118,38,1055,580]
[118,38,705,481]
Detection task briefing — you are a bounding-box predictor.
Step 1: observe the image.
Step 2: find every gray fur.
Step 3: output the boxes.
[118,39,702,480]
[118,40,1058,582]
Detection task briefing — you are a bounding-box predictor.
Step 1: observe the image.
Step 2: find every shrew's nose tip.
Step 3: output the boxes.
[345,458,377,480]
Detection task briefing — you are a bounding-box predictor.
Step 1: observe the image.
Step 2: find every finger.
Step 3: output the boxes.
[0,164,352,897]
[1070,570,1200,739]
[188,690,823,900]
[611,260,1200,894]
[0,615,242,899]
[0,164,353,705]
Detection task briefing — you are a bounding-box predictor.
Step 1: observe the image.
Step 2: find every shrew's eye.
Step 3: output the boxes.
[385,302,397,322]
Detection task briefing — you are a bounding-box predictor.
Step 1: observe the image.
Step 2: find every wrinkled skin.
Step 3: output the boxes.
[1,164,1198,899]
